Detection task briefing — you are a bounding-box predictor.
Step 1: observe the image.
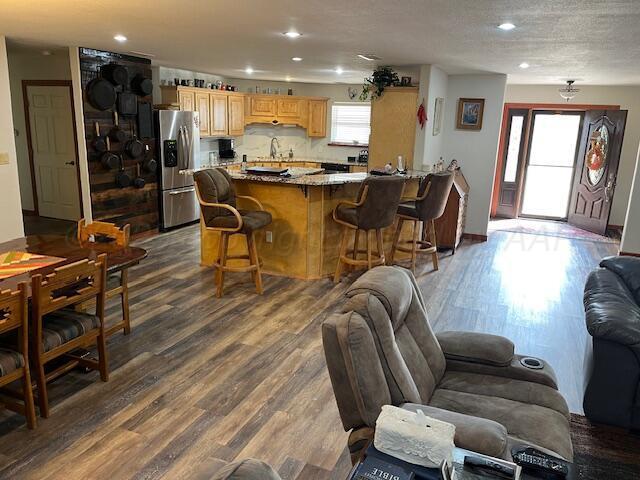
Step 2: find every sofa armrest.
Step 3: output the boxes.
[401,403,508,458]
[437,331,515,367]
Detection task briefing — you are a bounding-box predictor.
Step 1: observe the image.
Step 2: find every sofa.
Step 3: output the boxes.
[322,266,573,463]
[583,255,640,430]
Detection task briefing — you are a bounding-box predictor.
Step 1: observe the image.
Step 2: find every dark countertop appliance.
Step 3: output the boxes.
[218,138,236,159]
[320,162,350,174]
[358,149,368,163]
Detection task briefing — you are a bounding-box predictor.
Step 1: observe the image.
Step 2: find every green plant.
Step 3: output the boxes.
[360,66,399,100]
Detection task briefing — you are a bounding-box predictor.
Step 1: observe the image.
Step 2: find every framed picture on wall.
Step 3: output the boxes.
[433,97,444,136]
[456,98,485,130]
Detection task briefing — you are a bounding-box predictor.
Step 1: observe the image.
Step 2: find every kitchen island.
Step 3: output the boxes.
[191,166,430,280]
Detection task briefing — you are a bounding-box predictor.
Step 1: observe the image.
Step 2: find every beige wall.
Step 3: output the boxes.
[443,74,507,236]
[505,84,640,227]
[0,36,24,241]
[7,46,71,212]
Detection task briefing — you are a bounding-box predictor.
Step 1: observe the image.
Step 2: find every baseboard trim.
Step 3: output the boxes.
[619,251,640,257]
[463,233,488,242]
[22,209,36,216]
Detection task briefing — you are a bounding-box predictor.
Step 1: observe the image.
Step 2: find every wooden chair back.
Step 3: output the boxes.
[0,284,28,359]
[78,219,130,247]
[30,255,108,356]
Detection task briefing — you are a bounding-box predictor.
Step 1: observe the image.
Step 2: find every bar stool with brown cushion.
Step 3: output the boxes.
[77,219,131,337]
[333,175,405,283]
[30,254,109,418]
[390,172,454,272]
[194,168,272,298]
[0,283,36,429]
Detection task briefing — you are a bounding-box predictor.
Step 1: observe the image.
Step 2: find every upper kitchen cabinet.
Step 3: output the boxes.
[228,94,245,136]
[178,89,195,111]
[244,94,327,137]
[307,99,327,137]
[195,92,211,136]
[161,86,244,137]
[210,93,228,136]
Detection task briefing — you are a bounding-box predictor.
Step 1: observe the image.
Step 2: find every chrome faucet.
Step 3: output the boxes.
[270,137,280,159]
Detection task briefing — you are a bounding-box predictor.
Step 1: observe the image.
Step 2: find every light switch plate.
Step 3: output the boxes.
[0,152,10,166]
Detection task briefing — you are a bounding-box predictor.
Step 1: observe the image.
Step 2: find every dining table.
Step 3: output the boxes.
[0,233,148,294]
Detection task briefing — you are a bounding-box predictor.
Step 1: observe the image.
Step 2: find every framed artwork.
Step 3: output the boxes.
[433,97,444,136]
[400,76,412,86]
[456,98,485,130]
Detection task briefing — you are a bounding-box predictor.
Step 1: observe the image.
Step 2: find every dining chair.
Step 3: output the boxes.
[30,254,109,418]
[389,172,454,272]
[77,219,131,336]
[0,283,36,428]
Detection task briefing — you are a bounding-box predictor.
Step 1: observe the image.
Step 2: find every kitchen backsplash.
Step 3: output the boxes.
[200,123,360,164]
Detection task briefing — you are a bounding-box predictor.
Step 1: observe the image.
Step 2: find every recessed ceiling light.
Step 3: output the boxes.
[335,67,344,74]
[357,54,379,61]
[245,67,254,74]
[498,23,516,31]
[292,57,303,62]
[285,76,292,82]
[41,50,52,56]
[114,34,127,42]
[519,62,530,69]
[283,31,301,38]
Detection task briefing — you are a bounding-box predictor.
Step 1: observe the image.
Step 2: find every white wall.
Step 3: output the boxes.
[0,36,24,241]
[68,47,92,221]
[423,66,448,168]
[505,85,640,227]
[7,46,71,211]
[443,74,507,236]
[155,67,365,163]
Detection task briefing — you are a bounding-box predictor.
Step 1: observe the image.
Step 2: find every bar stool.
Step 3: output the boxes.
[194,168,272,297]
[389,172,454,272]
[333,176,405,283]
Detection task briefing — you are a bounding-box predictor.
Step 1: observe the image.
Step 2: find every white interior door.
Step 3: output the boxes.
[27,85,81,220]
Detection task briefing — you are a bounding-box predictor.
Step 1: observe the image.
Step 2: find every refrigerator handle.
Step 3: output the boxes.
[185,125,193,170]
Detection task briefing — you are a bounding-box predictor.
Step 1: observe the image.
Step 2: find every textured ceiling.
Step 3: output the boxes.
[2,0,640,85]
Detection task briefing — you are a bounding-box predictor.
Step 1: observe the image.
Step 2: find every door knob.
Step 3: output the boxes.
[65,161,76,166]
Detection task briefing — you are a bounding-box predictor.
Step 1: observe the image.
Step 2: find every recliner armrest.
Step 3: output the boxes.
[437,331,515,367]
[401,403,508,458]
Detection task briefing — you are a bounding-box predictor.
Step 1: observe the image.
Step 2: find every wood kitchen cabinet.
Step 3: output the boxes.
[248,96,277,117]
[161,86,244,137]
[178,89,195,112]
[307,99,327,137]
[210,93,228,136]
[195,92,211,136]
[277,98,304,118]
[228,94,245,136]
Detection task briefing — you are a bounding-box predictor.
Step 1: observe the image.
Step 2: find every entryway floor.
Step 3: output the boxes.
[489,218,621,244]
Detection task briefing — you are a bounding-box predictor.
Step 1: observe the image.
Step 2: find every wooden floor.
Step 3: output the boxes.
[0,225,617,479]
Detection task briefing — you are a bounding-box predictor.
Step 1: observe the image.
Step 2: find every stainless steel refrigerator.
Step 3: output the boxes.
[155,110,201,231]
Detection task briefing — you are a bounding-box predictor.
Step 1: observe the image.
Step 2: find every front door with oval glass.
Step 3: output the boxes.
[567,110,627,235]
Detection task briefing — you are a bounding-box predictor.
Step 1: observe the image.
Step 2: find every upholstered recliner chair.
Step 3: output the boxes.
[322,266,573,463]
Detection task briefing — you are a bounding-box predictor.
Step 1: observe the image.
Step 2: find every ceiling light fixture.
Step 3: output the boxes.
[519,62,530,69]
[285,76,292,82]
[292,57,303,62]
[335,67,344,74]
[284,31,301,38]
[558,80,580,102]
[41,50,52,56]
[113,34,127,42]
[357,54,379,61]
[245,67,254,74]
[498,23,516,31]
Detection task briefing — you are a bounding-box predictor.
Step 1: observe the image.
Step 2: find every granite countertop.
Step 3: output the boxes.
[213,157,366,167]
[182,164,431,186]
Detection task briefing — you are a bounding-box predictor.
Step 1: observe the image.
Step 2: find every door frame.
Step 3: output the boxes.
[491,102,620,218]
[518,109,585,221]
[21,80,83,218]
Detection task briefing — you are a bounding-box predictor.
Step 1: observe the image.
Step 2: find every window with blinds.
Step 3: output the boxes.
[331,103,371,145]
